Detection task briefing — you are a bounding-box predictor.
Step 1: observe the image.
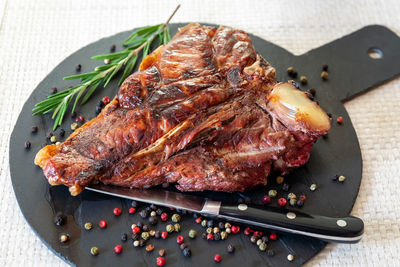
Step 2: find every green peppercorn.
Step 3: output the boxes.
[287,66,295,75]
[310,184,317,191]
[71,122,78,130]
[50,135,57,143]
[220,231,228,240]
[174,223,181,232]
[188,229,197,239]
[289,198,297,206]
[224,222,231,229]
[321,71,328,80]
[206,227,213,234]
[287,193,296,199]
[172,213,181,223]
[84,222,92,230]
[300,75,307,84]
[165,224,174,233]
[338,175,346,182]
[276,176,284,184]
[141,232,150,240]
[90,246,99,256]
[133,240,140,247]
[213,227,220,234]
[268,189,277,198]
[201,219,208,227]
[287,254,295,261]
[259,242,267,251]
[256,239,263,246]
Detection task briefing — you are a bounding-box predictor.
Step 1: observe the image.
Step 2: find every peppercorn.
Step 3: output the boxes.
[75,64,82,72]
[131,200,138,208]
[214,232,221,240]
[127,208,136,215]
[84,222,92,230]
[214,254,222,262]
[71,111,77,118]
[131,233,139,240]
[218,222,225,229]
[278,198,287,207]
[179,243,187,250]
[149,216,158,226]
[322,64,328,71]
[226,244,235,254]
[202,232,207,239]
[321,71,329,80]
[110,44,116,52]
[149,211,156,217]
[269,232,277,240]
[338,175,346,182]
[120,233,127,242]
[263,194,272,204]
[161,212,168,222]
[289,198,297,206]
[306,91,314,100]
[213,227,220,234]
[267,249,275,256]
[78,115,84,122]
[99,220,107,228]
[224,222,231,228]
[154,230,161,239]
[176,235,184,244]
[51,87,58,94]
[159,249,166,256]
[287,66,295,75]
[282,183,290,191]
[188,229,197,239]
[195,217,202,224]
[300,76,307,84]
[140,209,149,218]
[256,239,263,246]
[253,231,263,239]
[113,207,122,216]
[95,106,102,114]
[102,96,111,105]
[221,231,228,240]
[201,219,208,227]
[141,224,149,232]
[207,220,214,228]
[164,224,173,233]
[90,246,99,256]
[244,227,252,236]
[173,224,181,232]
[71,123,78,130]
[287,254,295,261]
[145,244,154,252]
[183,247,191,257]
[157,257,165,266]
[24,141,31,149]
[276,176,284,184]
[292,71,298,78]
[310,183,318,191]
[309,88,316,96]
[139,239,146,247]
[206,227,213,234]
[207,233,214,240]
[268,189,277,198]
[161,231,168,239]
[141,232,150,240]
[31,125,38,133]
[50,135,57,143]
[132,226,141,234]
[262,236,269,243]
[171,213,181,223]
[337,116,343,124]
[250,235,258,243]
[225,227,231,234]
[133,240,140,247]
[60,234,69,243]
[259,242,267,251]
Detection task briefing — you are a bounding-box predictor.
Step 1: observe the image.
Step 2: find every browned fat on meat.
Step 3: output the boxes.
[35,23,330,196]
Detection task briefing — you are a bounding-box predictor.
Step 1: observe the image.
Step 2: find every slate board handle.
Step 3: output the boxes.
[301,25,400,101]
[218,203,364,243]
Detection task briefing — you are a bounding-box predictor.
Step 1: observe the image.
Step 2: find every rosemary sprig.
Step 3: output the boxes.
[33,4,181,130]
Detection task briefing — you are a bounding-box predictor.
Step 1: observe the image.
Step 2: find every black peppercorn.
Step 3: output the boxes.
[140,210,149,218]
[142,224,150,232]
[71,112,77,118]
[31,126,38,133]
[137,221,143,228]
[96,100,104,107]
[131,200,138,208]
[202,232,207,239]
[282,183,290,192]
[297,199,304,207]
[156,208,163,216]
[309,88,316,96]
[193,213,199,218]
[332,174,339,181]
[322,64,328,71]
[218,222,225,229]
[155,231,161,239]
[75,64,82,72]
[131,233,139,240]
[110,44,116,52]
[51,87,58,94]
[95,106,102,115]
[267,249,275,257]
[24,141,31,149]
[150,204,157,210]
[291,71,298,78]
[145,206,152,212]
[121,233,128,242]
[183,247,191,257]
[149,216,158,226]
[59,128,65,137]
[139,239,146,247]
[179,243,187,250]
[262,236,269,243]
[207,220,214,228]
[54,213,65,226]
[214,232,221,240]
[227,244,235,253]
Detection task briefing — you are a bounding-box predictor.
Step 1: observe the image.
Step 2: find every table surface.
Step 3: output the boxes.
[1,0,399,266]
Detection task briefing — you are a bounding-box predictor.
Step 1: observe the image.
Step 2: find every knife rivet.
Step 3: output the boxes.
[337,219,347,227]
[238,204,248,211]
[286,212,296,219]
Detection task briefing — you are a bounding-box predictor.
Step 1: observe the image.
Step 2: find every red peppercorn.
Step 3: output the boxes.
[269,232,278,240]
[244,227,253,236]
[231,226,240,234]
[160,212,168,222]
[262,195,271,204]
[337,116,343,124]
[195,217,202,224]
[214,254,222,262]
[75,117,80,122]
[177,235,184,244]
[78,115,84,122]
[156,256,166,266]
[278,198,287,207]
[128,207,136,214]
[114,244,123,254]
[113,208,121,216]
[132,226,141,234]
[253,231,263,239]
[102,96,110,105]
[206,233,214,241]
[161,231,168,239]
[99,220,107,228]
[299,195,306,201]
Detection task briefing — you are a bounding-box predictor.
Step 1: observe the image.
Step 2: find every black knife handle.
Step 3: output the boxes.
[218,203,364,243]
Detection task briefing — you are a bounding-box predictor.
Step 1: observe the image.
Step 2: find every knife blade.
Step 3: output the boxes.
[86,184,364,243]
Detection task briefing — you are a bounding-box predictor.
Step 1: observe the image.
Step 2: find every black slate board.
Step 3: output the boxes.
[9,23,400,266]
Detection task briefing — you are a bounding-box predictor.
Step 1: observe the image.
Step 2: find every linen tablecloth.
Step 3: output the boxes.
[1,0,399,266]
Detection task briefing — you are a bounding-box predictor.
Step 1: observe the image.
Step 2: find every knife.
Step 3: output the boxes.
[86,184,364,243]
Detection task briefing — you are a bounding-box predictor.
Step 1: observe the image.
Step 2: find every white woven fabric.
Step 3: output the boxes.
[0,0,399,266]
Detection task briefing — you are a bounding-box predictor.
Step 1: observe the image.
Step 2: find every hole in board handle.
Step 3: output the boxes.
[368,48,383,59]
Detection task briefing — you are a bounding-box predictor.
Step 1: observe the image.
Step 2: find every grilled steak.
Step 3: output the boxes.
[35,23,330,196]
